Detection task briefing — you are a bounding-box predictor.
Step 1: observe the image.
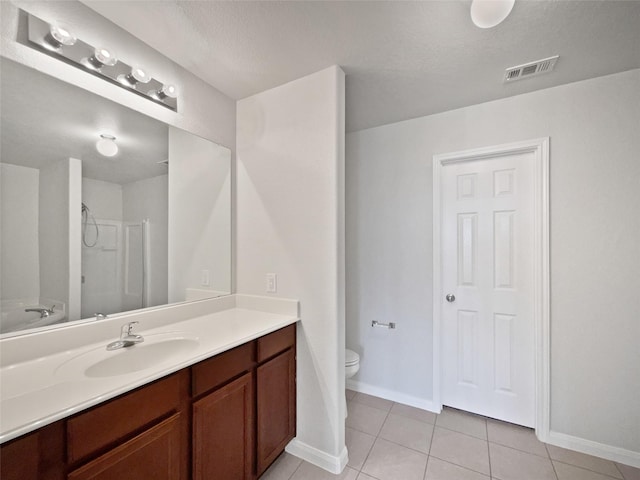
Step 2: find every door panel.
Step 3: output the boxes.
[441,152,535,427]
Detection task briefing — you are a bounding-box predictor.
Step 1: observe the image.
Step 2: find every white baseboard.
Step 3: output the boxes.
[285,438,348,474]
[346,379,441,414]
[547,431,640,469]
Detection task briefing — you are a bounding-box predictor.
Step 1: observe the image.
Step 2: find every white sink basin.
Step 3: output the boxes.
[55,332,199,379]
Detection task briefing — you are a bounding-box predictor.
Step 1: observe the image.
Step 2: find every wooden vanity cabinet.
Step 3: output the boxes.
[256,348,296,476]
[65,370,190,480]
[0,420,65,480]
[192,341,255,480]
[67,413,184,480]
[0,323,296,480]
[193,372,254,479]
[256,325,297,476]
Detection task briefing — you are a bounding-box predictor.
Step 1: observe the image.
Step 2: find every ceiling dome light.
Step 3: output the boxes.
[85,47,118,70]
[45,25,77,49]
[96,134,118,157]
[470,0,515,28]
[118,67,151,86]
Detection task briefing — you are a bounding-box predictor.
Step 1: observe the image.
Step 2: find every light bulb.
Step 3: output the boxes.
[96,134,118,157]
[118,67,151,86]
[151,84,177,99]
[45,24,76,49]
[470,0,515,28]
[85,47,118,70]
[94,48,117,66]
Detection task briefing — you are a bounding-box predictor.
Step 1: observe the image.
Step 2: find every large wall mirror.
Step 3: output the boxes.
[0,57,231,336]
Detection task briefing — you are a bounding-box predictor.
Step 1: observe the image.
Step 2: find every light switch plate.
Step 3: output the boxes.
[266,273,277,293]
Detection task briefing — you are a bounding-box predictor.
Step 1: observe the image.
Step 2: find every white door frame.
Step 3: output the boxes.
[432,137,550,440]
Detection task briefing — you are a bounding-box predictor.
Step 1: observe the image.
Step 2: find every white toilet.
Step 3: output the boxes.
[345,348,360,417]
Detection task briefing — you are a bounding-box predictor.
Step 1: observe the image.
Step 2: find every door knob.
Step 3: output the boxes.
[445,294,456,303]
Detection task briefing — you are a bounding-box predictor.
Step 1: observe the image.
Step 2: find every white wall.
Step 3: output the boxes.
[39,158,82,320]
[82,178,123,221]
[0,163,40,301]
[346,69,640,458]
[168,128,231,302]
[237,66,346,472]
[123,174,168,307]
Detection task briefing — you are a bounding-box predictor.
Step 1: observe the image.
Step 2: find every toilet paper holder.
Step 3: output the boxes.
[371,320,396,329]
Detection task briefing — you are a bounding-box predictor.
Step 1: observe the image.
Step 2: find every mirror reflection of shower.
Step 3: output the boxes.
[80,194,151,320]
[81,202,98,247]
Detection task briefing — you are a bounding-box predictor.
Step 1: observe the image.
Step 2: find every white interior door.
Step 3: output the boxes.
[441,150,536,427]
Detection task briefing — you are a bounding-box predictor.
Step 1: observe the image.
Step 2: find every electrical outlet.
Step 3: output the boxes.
[266,273,277,293]
[201,269,210,287]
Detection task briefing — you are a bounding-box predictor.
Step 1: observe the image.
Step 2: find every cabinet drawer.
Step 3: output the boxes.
[67,371,187,464]
[257,324,296,363]
[192,342,254,397]
[68,413,182,480]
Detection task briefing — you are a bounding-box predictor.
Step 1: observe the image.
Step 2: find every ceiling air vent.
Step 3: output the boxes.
[504,55,559,83]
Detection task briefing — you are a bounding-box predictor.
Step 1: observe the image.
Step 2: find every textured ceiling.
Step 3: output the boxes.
[84,1,640,132]
[0,57,168,185]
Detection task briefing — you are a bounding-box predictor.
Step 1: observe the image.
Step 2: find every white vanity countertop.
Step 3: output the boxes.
[0,294,299,444]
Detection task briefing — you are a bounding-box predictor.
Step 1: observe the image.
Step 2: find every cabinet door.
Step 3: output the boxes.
[67,414,182,480]
[256,348,296,476]
[192,372,254,480]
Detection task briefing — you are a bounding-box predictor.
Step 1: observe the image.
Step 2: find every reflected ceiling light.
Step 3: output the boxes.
[118,67,151,86]
[45,25,76,50]
[96,134,118,157]
[150,84,177,100]
[470,0,515,28]
[85,47,118,70]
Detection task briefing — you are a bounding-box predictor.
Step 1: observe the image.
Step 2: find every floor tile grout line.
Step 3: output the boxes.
[424,420,436,480]
[350,393,394,414]
[614,462,628,480]
[552,460,628,480]
[432,422,488,442]
[546,443,626,479]
[487,438,550,458]
[356,401,394,476]
[351,392,437,425]
[286,456,304,480]
[429,456,493,478]
[374,419,434,457]
[429,451,493,477]
[546,443,561,480]
[386,408,438,426]
[547,443,631,478]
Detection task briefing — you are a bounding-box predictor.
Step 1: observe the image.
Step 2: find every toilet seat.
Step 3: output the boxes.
[345,348,359,366]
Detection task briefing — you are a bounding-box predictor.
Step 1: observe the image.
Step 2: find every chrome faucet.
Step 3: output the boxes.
[106,321,145,350]
[25,305,55,318]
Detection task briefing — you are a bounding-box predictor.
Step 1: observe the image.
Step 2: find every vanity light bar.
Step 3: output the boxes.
[26,12,178,111]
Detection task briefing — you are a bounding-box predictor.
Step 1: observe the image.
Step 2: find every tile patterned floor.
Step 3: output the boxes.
[261,390,640,480]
